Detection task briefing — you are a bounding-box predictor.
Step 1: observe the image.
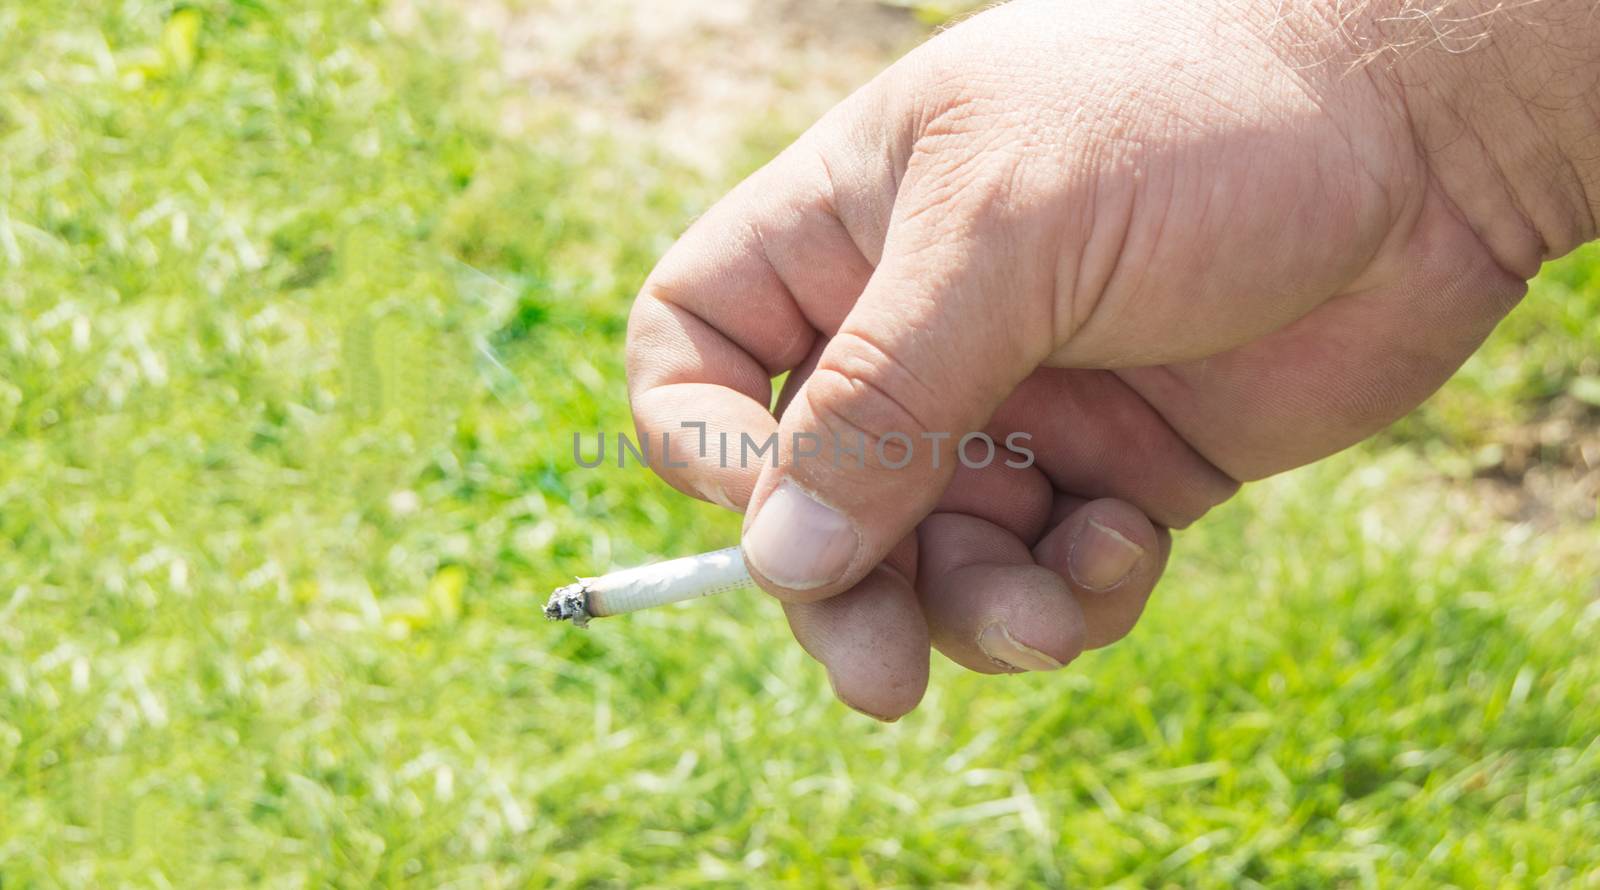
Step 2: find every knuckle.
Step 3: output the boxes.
[805,331,941,462]
[624,294,675,386]
[1160,472,1241,530]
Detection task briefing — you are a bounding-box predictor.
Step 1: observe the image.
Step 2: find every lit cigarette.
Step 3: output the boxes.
[544,546,751,627]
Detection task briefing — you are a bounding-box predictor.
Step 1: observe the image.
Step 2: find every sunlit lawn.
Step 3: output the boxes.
[2,2,1597,886]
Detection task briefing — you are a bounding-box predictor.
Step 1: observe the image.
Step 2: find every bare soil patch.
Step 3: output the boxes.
[440,0,927,170]
[1469,397,1600,528]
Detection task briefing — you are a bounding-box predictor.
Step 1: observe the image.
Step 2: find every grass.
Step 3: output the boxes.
[0,1,1596,886]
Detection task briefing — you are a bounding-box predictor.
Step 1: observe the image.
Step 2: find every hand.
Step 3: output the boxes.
[626,0,1600,718]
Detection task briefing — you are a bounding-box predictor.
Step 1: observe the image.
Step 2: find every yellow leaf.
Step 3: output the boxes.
[293,579,320,605]
[427,566,467,625]
[162,8,203,75]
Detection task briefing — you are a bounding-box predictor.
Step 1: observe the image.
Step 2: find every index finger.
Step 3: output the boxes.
[626,94,938,719]
[627,71,903,511]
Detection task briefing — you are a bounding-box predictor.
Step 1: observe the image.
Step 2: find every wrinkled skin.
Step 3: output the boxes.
[626,0,1600,718]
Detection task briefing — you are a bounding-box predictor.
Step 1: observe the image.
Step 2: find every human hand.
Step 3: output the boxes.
[626,0,1600,718]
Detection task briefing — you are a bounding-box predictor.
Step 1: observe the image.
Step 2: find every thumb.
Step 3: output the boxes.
[740,181,1051,601]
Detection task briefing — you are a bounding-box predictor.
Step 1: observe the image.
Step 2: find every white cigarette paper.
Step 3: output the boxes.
[544,546,751,627]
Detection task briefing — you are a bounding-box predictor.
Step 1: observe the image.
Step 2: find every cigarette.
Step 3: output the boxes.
[543,546,751,627]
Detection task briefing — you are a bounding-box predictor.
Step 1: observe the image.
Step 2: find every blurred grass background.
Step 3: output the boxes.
[0,1,1596,886]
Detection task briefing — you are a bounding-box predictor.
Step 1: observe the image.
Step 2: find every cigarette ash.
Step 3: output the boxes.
[544,581,593,627]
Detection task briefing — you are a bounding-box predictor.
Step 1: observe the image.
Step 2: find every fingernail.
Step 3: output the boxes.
[1069,519,1144,591]
[977,622,1065,672]
[742,480,858,590]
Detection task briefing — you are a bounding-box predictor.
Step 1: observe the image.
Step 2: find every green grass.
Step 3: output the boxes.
[1,1,1597,886]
